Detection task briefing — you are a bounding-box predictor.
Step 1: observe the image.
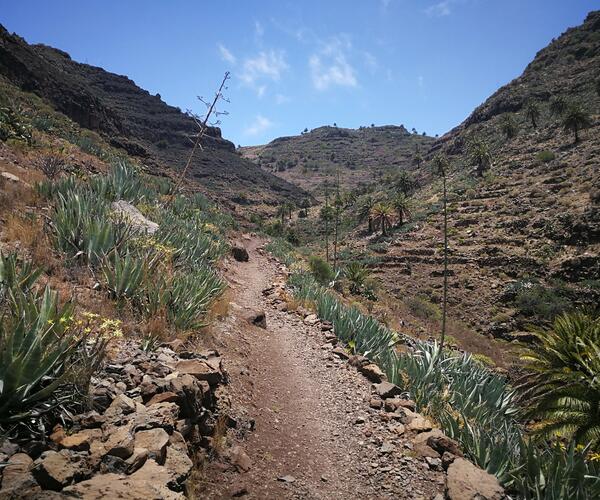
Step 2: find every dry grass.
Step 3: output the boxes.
[139,311,171,343]
[207,288,232,320]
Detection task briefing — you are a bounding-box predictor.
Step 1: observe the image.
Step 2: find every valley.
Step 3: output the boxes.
[0,6,599,500]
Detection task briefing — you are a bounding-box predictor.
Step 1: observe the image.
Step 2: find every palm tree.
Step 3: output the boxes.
[518,311,600,449]
[299,198,311,217]
[371,202,394,236]
[500,114,518,139]
[525,100,541,129]
[468,139,493,177]
[563,103,592,144]
[413,145,424,168]
[276,204,286,224]
[357,195,376,234]
[550,95,569,118]
[284,201,295,220]
[391,193,412,227]
[395,170,414,196]
[433,153,450,351]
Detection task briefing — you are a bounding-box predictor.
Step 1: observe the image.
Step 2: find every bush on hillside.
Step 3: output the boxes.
[308,255,334,285]
[536,150,555,163]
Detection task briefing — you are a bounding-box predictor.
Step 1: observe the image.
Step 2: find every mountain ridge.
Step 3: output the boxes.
[0,23,309,208]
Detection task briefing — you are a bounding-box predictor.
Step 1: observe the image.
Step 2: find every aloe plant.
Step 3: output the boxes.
[101,252,146,301]
[165,268,225,330]
[90,161,154,202]
[0,252,43,303]
[52,190,132,264]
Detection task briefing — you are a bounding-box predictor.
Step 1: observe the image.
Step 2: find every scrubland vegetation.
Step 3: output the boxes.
[0,156,230,439]
[267,242,600,498]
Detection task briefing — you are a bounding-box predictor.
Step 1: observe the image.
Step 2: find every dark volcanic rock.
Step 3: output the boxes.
[0,24,310,208]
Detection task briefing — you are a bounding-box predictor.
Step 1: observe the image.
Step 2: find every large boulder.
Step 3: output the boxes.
[446,458,504,500]
[111,200,159,234]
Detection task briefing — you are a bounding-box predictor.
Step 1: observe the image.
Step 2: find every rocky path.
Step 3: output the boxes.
[196,236,446,499]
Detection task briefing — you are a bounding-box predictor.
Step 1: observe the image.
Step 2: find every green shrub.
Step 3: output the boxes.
[0,105,32,145]
[308,255,334,285]
[514,283,570,321]
[536,150,555,163]
[472,353,495,367]
[405,295,441,321]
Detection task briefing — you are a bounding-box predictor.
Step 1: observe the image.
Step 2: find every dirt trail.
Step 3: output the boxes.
[198,236,443,499]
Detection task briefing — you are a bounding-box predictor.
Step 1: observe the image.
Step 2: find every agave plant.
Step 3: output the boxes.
[0,252,43,304]
[52,190,132,265]
[0,274,91,425]
[510,440,600,500]
[101,252,146,301]
[155,212,227,266]
[165,268,225,330]
[90,161,154,203]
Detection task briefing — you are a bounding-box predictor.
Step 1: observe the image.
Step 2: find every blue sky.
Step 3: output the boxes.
[1,1,596,146]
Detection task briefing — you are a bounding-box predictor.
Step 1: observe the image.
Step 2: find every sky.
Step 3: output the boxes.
[0,1,597,146]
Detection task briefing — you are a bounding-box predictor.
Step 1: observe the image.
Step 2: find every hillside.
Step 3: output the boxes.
[0,24,308,208]
[346,11,600,345]
[241,125,434,194]
[246,11,600,354]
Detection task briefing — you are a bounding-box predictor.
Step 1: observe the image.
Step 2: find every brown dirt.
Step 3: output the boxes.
[194,236,444,499]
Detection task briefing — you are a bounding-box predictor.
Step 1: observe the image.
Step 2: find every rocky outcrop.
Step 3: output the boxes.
[111,200,159,234]
[0,23,311,208]
[0,342,227,497]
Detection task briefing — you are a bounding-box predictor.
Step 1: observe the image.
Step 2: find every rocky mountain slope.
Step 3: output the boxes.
[241,125,434,194]
[359,11,600,343]
[0,24,307,208]
[244,11,600,349]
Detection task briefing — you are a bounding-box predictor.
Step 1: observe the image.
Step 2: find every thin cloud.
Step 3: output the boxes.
[309,36,358,91]
[217,43,236,64]
[363,51,378,73]
[255,21,264,37]
[275,93,290,104]
[244,114,273,136]
[425,1,453,17]
[240,50,288,85]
